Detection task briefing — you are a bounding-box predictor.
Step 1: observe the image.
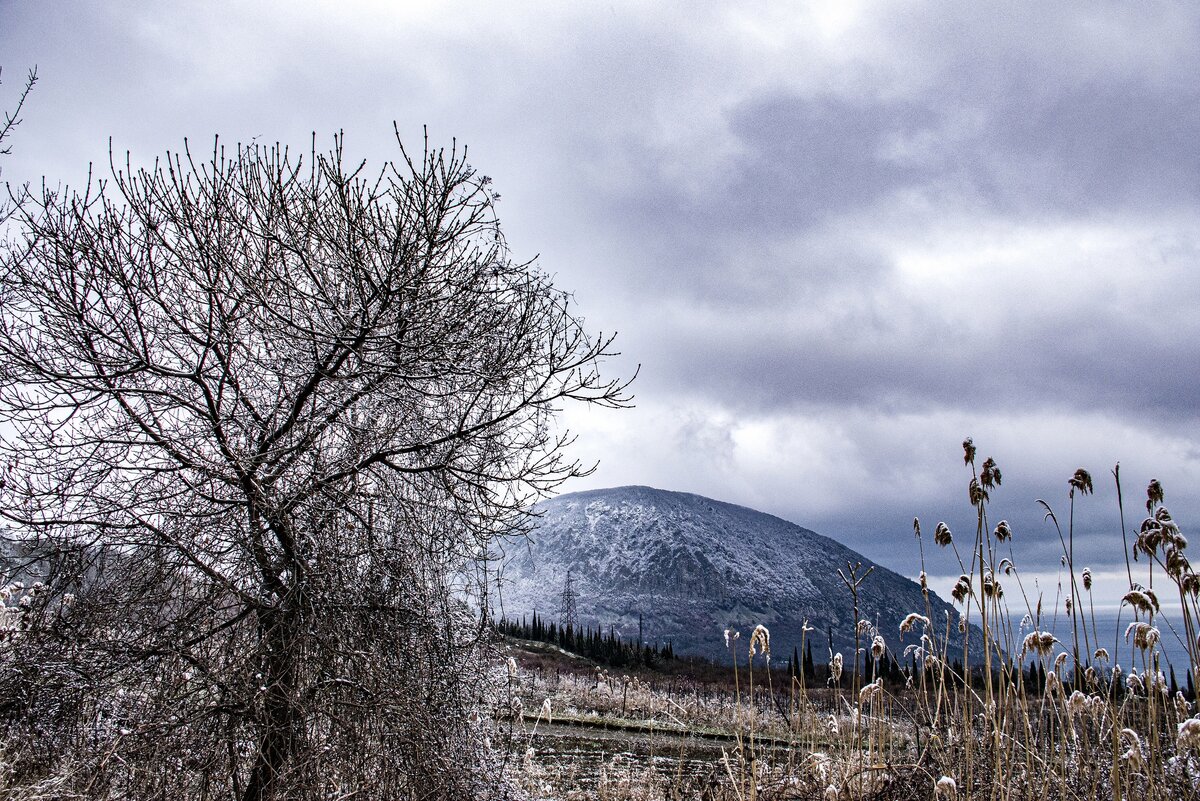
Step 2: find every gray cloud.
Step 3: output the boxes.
[5,1,1200,585]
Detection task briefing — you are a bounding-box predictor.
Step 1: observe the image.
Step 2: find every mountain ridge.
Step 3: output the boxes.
[498,485,978,665]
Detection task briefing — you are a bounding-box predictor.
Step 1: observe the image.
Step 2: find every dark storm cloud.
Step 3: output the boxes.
[592,74,1200,290]
[964,82,1200,215]
[720,94,935,229]
[568,59,1200,424]
[630,277,1200,422]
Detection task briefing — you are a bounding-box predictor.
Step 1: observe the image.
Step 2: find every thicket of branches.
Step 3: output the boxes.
[0,130,629,799]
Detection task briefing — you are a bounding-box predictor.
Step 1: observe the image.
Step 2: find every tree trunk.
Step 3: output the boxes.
[242,610,300,801]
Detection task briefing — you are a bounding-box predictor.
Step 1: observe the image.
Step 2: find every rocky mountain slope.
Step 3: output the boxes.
[498,486,977,666]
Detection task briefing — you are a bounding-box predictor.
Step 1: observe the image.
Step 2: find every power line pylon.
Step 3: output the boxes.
[558,569,579,631]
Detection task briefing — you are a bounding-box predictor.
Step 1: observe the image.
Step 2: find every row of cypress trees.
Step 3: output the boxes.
[496,613,676,668]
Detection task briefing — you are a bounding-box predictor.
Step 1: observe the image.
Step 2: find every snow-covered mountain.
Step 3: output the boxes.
[498,486,976,665]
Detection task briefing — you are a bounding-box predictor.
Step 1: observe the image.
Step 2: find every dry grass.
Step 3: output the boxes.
[509,440,1200,800]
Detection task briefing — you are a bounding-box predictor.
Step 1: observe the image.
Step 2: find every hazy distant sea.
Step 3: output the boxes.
[1014,609,1192,677]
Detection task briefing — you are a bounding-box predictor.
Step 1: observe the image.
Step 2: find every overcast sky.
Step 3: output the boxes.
[3,2,1199,604]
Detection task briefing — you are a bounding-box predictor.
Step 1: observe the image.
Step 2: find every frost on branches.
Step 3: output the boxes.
[0,132,629,800]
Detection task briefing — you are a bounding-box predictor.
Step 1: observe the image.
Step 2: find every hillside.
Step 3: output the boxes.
[498,486,977,665]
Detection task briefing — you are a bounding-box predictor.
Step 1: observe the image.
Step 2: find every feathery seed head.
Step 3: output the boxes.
[1179,719,1200,752]
[951,574,971,604]
[859,678,883,705]
[810,752,831,783]
[829,652,843,684]
[1166,547,1190,580]
[1147,479,1164,513]
[900,613,929,636]
[749,624,770,659]
[1022,630,1058,656]
[1082,567,1092,591]
[935,775,958,800]
[994,520,1012,542]
[1122,726,1143,746]
[969,476,988,506]
[982,571,1002,599]
[1136,517,1164,559]
[871,635,886,660]
[934,522,953,548]
[1121,728,1146,771]
[1069,468,1094,496]
[981,456,999,487]
[1123,589,1160,615]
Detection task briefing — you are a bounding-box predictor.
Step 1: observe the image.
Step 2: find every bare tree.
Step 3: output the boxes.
[0,65,37,157]
[0,65,38,222]
[0,131,630,799]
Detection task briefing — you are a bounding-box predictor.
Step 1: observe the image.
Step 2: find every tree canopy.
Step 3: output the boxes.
[0,131,630,799]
